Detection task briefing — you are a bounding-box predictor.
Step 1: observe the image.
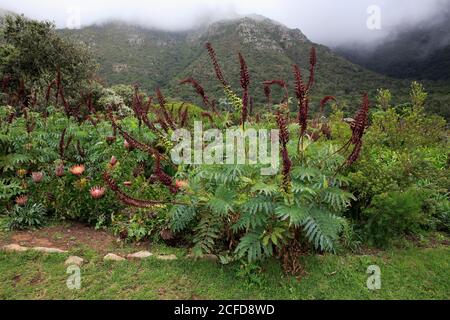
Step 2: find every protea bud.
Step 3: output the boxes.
[17,169,27,178]
[124,139,134,151]
[31,172,44,183]
[110,156,117,167]
[55,163,65,177]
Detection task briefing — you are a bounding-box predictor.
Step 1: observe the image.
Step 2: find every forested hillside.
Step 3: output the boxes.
[60,17,409,114]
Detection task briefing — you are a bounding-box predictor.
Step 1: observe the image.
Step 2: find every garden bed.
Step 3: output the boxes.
[0,222,163,257]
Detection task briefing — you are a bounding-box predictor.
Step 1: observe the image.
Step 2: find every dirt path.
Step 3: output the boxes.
[0,222,148,254]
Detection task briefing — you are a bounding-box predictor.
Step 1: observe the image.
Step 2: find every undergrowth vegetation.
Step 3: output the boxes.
[0,16,448,273]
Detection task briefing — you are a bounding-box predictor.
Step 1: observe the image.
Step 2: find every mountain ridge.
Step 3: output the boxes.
[0,8,410,112]
[59,15,405,111]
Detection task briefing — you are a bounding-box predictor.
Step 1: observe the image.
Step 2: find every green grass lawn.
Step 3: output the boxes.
[1,244,449,300]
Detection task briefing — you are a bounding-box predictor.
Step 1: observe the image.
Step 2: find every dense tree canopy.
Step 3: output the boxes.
[0,15,98,98]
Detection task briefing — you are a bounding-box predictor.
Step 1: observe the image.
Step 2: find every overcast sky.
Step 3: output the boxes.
[1,0,448,46]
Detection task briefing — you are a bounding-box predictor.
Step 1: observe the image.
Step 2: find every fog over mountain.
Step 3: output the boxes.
[2,0,450,81]
[337,8,450,80]
[1,0,449,47]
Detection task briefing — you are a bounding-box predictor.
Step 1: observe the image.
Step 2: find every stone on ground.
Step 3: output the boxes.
[156,254,177,261]
[32,247,67,253]
[65,255,84,266]
[103,253,125,261]
[2,244,28,252]
[127,251,153,260]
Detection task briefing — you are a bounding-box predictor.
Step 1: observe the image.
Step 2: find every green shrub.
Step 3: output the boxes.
[0,15,97,102]
[0,178,23,207]
[362,188,425,247]
[110,207,169,242]
[170,137,354,262]
[347,85,449,239]
[6,203,47,230]
[426,193,450,233]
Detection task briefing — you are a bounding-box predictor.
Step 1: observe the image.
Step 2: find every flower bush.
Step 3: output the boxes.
[0,40,448,271]
[346,85,449,244]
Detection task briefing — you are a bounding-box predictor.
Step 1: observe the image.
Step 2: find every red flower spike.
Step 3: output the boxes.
[205,42,228,87]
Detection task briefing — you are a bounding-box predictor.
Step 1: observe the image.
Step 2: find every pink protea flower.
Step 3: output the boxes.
[69,164,85,176]
[31,172,44,183]
[90,186,106,199]
[15,195,28,206]
[175,179,188,190]
[55,163,65,177]
[110,156,117,167]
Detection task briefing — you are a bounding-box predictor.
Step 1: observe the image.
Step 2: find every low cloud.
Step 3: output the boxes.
[1,0,449,46]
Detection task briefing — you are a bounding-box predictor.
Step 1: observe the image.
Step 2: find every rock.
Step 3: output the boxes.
[103,253,125,261]
[2,244,28,252]
[32,247,67,253]
[65,256,84,266]
[156,254,177,261]
[127,251,153,260]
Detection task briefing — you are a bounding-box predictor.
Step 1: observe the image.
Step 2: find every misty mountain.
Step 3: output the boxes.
[336,11,450,81]
[60,16,405,110]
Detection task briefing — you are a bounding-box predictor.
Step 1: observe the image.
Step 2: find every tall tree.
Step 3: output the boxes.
[0,15,98,102]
